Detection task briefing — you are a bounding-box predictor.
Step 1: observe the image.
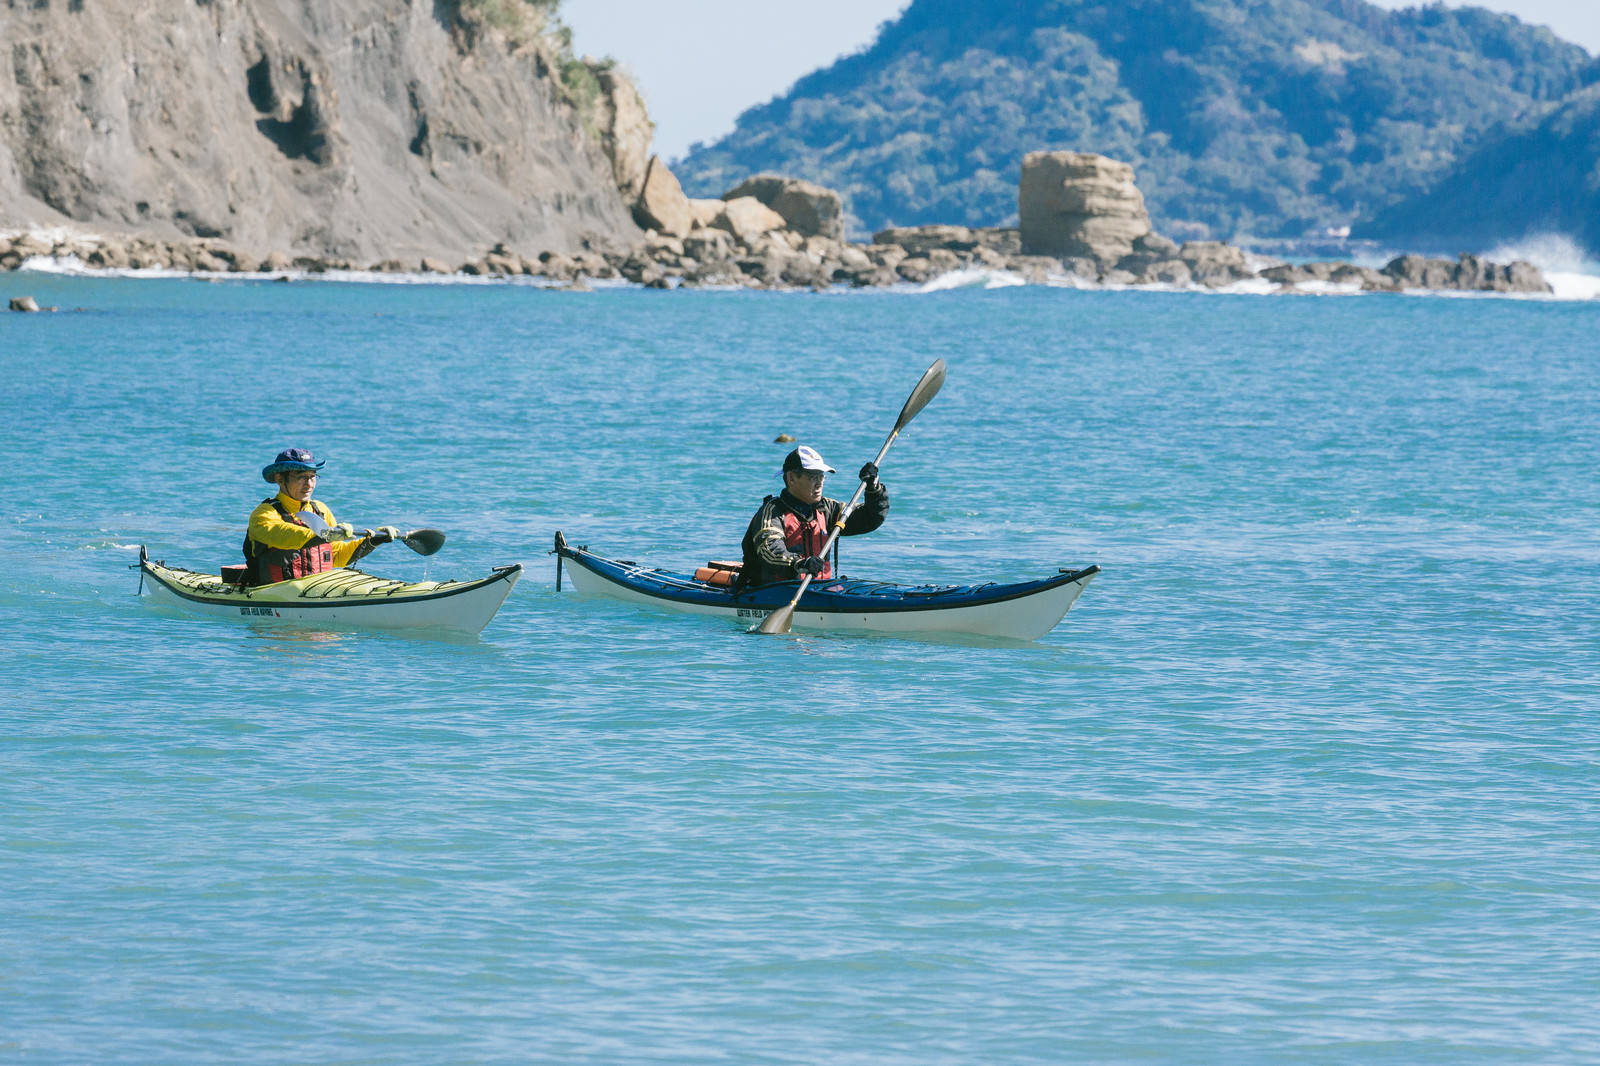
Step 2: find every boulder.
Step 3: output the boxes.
[1501,260,1551,294]
[644,234,685,259]
[483,251,523,275]
[896,257,937,283]
[1451,253,1550,293]
[420,256,453,274]
[1179,241,1253,286]
[537,252,576,280]
[688,198,724,228]
[735,250,787,285]
[576,252,617,279]
[1336,264,1398,290]
[86,243,131,270]
[1133,232,1180,257]
[1260,262,1342,285]
[194,251,232,273]
[973,227,1022,256]
[633,156,694,238]
[711,197,786,245]
[683,228,734,263]
[1004,254,1073,283]
[780,255,834,289]
[723,174,844,240]
[11,235,53,258]
[9,295,41,311]
[1118,251,1193,285]
[1018,151,1151,264]
[844,264,899,287]
[873,224,979,255]
[837,245,873,272]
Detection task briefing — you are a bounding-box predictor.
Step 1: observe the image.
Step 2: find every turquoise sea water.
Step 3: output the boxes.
[3,274,1598,1064]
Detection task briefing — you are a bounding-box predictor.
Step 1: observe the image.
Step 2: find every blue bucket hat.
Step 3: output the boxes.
[262,447,326,482]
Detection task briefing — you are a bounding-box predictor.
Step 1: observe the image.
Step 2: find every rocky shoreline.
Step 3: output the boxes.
[2,151,1554,303]
[0,225,1552,302]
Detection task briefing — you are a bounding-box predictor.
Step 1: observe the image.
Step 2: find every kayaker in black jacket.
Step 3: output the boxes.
[737,445,889,589]
[243,447,401,586]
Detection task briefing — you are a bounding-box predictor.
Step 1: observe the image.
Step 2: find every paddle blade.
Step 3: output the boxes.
[894,358,947,431]
[402,528,446,556]
[757,602,796,635]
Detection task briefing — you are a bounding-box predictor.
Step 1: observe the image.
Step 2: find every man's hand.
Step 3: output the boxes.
[794,555,826,576]
[329,522,358,541]
[859,462,879,486]
[367,526,401,545]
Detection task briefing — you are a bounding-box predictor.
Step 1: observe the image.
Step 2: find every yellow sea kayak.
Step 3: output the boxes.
[138,549,521,634]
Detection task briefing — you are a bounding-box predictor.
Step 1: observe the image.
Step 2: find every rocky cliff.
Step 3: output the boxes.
[0,0,644,261]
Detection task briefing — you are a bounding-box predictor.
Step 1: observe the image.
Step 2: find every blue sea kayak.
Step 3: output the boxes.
[553,532,1098,640]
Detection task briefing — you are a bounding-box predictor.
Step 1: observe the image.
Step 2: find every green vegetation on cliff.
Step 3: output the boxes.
[675,0,1596,240]
[1357,83,1600,256]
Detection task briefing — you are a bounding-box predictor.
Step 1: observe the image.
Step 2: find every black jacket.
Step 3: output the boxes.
[737,483,889,589]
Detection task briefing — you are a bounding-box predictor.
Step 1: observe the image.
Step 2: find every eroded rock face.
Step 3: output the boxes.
[594,68,654,202]
[0,1,640,260]
[1018,151,1151,264]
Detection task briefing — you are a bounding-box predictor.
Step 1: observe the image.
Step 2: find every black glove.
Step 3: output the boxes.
[794,555,826,576]
[859,462,879,485]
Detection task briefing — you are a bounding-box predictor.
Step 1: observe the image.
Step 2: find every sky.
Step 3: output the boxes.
[562,0,1600,161]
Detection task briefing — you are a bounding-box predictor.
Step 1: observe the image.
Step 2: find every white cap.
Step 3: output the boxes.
[783,445,836,474]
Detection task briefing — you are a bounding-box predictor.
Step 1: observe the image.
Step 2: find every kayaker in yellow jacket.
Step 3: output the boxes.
[243,448,400,586]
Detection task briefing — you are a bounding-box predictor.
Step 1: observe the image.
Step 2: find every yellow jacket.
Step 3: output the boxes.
[247,492,365,569]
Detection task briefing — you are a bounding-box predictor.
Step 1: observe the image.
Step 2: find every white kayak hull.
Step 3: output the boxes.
[139,552,521,634]
[555,535,1098,641]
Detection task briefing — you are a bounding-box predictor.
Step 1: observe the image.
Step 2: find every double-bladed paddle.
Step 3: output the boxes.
[399,528,446,556]
[296,509,446,557]
[756,358,947,635]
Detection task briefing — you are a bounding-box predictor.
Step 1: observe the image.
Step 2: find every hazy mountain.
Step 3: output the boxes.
[675,0,1596,241]
[1357,81,1600,257]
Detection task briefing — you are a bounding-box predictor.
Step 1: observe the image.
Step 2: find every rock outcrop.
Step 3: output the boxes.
[1016,151,1151,261]
[0,0,641,261]
[593,68,655,203]
[722,175,845,241]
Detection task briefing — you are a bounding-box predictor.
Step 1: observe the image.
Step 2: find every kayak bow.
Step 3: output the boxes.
[138,548,521,634]
[552,531,1097,641]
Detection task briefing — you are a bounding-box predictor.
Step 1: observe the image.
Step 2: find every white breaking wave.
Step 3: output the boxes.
[1545,272,1600,301]
[918,268,1026,292]
[1483,233,1599,275]
[1482,232,1600,301]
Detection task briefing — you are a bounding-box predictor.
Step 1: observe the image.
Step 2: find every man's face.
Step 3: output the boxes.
[279,471,317,503]
[786,468,826,505]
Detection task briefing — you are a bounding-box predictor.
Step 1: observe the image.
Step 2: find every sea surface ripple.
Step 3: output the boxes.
[2,275,1598,1064]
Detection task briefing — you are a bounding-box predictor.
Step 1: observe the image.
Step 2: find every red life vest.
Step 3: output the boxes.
[242,498,335,586]
[781,505,833,579]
